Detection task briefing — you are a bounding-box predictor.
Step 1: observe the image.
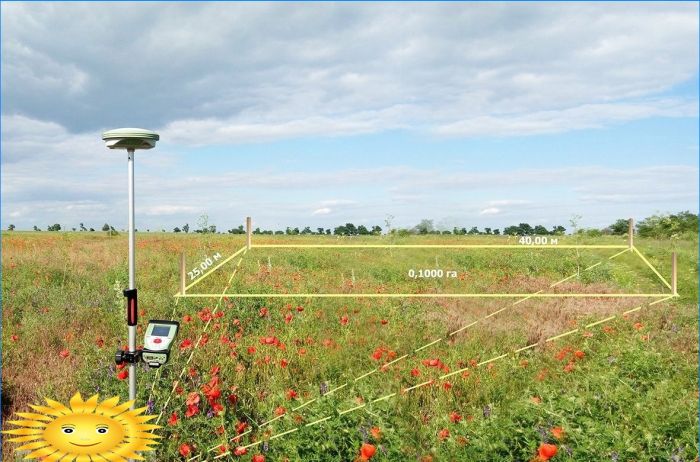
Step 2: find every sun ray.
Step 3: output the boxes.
[16,412,53,422]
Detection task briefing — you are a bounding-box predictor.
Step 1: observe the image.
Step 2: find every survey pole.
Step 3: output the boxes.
[628,218,634,249]
[126,149,137,408]
[246,216,252,250]
[671,252,677,296]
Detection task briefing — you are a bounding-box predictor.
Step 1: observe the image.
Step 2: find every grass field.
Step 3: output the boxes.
[2,232,698,461]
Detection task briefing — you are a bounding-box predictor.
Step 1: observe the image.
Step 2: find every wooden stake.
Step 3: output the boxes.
[671,252,677,296]
[628,218,634,249]
[246,216,252,250]
[180,252,186,295]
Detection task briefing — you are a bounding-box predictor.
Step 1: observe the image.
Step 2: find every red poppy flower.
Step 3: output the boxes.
[211,402,224,415]
[274,406,286,416]
[410,368,420,377]
[180,339,193,350]
[59,349,70,358]
[183,314,192,323]
[117,369,129,380]
[563,362,575,373]
[185,404,199,418]
[186,392,200,406]
[296,305,304,312]
[551,426,565,440]
[370,426,381,440]
[280,358,289,368]
[235,421,248,434]
[10,334,19,342]
[449,411,462,423]
[443,382,452,391]
[252,455,265,462]
[233,446,247,456]
[538,443,558,460]
[574,350,585,359]
[380,319,388,325]
[259,307,268,317]
[438,428,450,440]
[168,412,179,426]
[340,315,349,326]
[95,337,104,348]
[228,394,238,405]
[247,346,257,354]
[284,313,293,323]
[179,443,192,457]
[360,443,376,459]
[371,349,383,361]
[286,389,298,400]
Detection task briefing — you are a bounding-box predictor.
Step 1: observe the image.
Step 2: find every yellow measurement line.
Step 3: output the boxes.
[632,247,673,291]
[253,244,628,249]
[178,245,248,295]
[177,292,669,298]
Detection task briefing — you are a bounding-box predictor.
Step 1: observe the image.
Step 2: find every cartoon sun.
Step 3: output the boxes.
[3,393,160,461]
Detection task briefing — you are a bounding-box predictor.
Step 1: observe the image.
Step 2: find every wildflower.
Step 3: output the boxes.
[551,426,565,440]
[211,402,224,415]
[168,412,179,426]
[370,426,382,440]
[247,346,257,354]
[183,314,192,323]
[260,336,278,346]
[235,421,248,434]
[185,405,199,418]
[280,358,289,368]
[574,350,585,359]
[443,382,452,391]
[438,428,450,440]
[371,348,383,361]
[286,389,298,400]
[10,334,19,342]
[215,426,225,435]
[537,443,558,460]
[284,313,293,323]
[582,331,593,338]
[531,396,542,405]
[59,349,70,358]
[296,305,304,312]
[95,337,104,348]
[179,443,192,457]
[179,339,193,350]
[410,368,420,377]
[117,369,129,380]
[228,394,238,406]
[274,406,286,416]
[520,359,529,368]
[259,307,268,317]
[186,392,200,406]
[340,315,349,325]
[633,322,643,330]
[563,362,575,373]
[359,443,376,459]
[233,446,247,456]
[252,455,265,462]
[449,411,462,423]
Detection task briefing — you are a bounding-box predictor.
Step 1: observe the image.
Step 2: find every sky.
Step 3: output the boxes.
[2,2,698,233]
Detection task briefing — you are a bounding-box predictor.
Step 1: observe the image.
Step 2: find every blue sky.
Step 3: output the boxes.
[2,3,698,232]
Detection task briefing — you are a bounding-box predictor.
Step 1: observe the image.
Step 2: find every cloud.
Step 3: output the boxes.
[480,207,500,215]
[312,207,332,216]
[2,3,697,140]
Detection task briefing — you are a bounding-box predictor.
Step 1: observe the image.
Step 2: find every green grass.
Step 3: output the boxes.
[2,232,697,461]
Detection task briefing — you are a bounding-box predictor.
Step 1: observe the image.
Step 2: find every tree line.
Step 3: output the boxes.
[7,211,697,239]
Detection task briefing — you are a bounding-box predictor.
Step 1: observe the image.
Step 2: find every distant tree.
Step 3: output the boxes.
[413,219,434,235]
[345,223,358,235]
[533,225,549,235]
[357,225,370,235]
[493,229,500,235]
[325,229,331,235]
[551,225,566,235]
[442,230,451,235]
[317,227,325,235]
[301,226,312,235]
[108,226,119,236]
[79,223,87,231]
[33,225,40,231]
[102,223,111,232]
[274,230,284,235]
[606,219,629,235]
[334,225,348,235]
[72,227,77,232]
[7,224,15,231]
[48,224,61,232]
[519,223,534,235]
[173,227,181,233]
[468,226,480,235]
[637,211,698,238]
[484,227,492,235]
[89,228,95,232]
[371,225,382,235]
[182,223,190,233]
[208,225,216,234]
[503,225,519,236]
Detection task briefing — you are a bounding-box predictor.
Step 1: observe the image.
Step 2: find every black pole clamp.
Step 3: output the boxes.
[123,288,138,326]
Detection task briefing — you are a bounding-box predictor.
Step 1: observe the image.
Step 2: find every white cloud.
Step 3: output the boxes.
[480,207,501,215]
[311,207,332,216]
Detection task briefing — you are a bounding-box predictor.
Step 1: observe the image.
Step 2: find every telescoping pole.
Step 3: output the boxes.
[127,149,137,408]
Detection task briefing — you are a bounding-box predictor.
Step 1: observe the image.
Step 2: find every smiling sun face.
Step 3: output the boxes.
[3,393,160,461]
